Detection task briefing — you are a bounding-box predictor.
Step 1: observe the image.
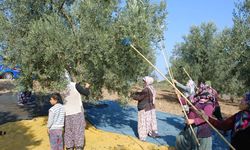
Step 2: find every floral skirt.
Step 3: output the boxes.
[49,129,63,150]
[138,109,158,140]
[64,112,86,148]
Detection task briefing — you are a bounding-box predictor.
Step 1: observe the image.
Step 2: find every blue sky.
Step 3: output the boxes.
[154,0,236,81]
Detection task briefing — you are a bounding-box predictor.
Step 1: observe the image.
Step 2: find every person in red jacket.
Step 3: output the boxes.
[206,92,250,150]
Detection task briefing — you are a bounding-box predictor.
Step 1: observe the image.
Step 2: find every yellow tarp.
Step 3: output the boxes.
[0,117,174,150]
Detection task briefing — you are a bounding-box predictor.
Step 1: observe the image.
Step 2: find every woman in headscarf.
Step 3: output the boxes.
[202,81,223,121]
[175,91,215,150]
[132,76,158,141]
[63,71,90,150]
[174,79,196,98]
[206,92,250,150]
[173,79,196,113]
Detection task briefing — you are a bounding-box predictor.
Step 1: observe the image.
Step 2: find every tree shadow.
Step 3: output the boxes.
[129,119,138,137]
[32,92,51,116]
[157,135,177,146]
[155,116,184,146]
[0,92,52,125]
[84,101,141,138]
[159,115,231,149]
[0,112,42,150]
[158,116,185,131]
[212,131,231,150]
[0,93,33,125]
[84,100,185,147]
[83,100,137,132]
[223,101,238,107]
[0,92,53,149]
[0,112,18,125]
[159,89,174,93]
[158,93,179,103]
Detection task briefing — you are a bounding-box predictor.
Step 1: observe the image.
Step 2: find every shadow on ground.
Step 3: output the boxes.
[158,93,179,103]
[0,91,50,149]
[84,100,232,149]
[0,114,42,150]
[84,100,183,146]
[0,92,52,125]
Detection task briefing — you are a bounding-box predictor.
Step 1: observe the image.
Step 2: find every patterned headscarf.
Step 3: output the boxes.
[234,92,250,135]
[143,76,156,104]
[194,82,216,104]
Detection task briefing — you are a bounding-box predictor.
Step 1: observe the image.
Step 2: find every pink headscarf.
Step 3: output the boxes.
[143,76,156,104]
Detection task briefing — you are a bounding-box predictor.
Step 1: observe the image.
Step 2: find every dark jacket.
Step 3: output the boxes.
[209,110,250,150]
[133,87,155,111]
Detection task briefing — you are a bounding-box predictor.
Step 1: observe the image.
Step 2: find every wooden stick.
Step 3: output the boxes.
[130,44,236,150]
[183,67,192,81]
[160,43,200,146]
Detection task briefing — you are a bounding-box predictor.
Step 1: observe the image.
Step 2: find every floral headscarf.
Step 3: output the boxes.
[234,92,250,135]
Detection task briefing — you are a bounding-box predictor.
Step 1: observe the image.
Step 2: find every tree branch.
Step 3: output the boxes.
[57,0,76,35]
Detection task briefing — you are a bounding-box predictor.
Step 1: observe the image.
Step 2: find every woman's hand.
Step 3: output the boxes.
[186,119,195,125]
[85,83,91,88]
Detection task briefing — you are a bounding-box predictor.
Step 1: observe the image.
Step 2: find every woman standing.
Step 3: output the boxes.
[132,76,158,141]
[63,71,90,150]
[174,79,196,113]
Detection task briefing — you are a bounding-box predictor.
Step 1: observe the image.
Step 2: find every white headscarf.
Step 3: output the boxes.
[65,69,72,83]
[61,70,73,99]
[143,76,156,104]
[186,79,196,96]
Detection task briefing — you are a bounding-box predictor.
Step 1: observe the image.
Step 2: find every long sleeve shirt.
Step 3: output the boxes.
[188,102,214,138]
[63,82,90,116]
[189,102,214,125]
[175,82,194,98]
[76,83,90,96]
[133,88,154,111]
[209,114,235,131]
[47,103,65,130]
[133,88,150,101]
[209,111,250,150]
